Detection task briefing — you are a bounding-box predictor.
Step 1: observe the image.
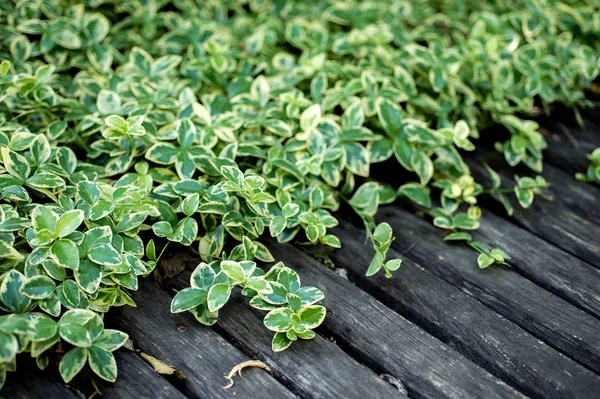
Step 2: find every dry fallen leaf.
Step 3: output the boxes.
[140,352,186,381]
[223,360,272,389]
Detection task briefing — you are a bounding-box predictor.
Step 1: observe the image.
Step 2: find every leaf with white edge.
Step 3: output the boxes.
[19,276,55,300]
[116,212,148,233]
[88,344,117,382]
[97,90,121,114]
[170,288,207,313]
[300,104,321,131]
[51,239,79,270]
[94,329,128,352]
[272,332,293,352]
[294,286,324,306]
[207,283,231,312]
[410,151,434,185]
[245,277,272,294]
[55,210,84,238]
[59,347,87,383]
[77,181,101,205]
[88,244,121,266]
[277,268,300,293]
[0,331,17,362]
[74,260,103,294]
[190,263,216,290]
[58,309,103,348]
[0,270,32,313]
[298,305,326,329]
[263,308,295,332]
[221,260,245,282]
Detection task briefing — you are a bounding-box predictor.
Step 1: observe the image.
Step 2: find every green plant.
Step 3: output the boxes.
[576,148,600,183]
[0,0,598,389]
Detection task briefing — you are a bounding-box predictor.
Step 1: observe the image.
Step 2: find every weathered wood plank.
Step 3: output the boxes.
[265,241,524,399]
[468,158,600,268]
[543,131,596,176]
[167,271,404,399]
[329,219,600,398]
[105,279,297,399]
[2,358,80,399]
[476,211,600,320]
[380,206,600,374]
[95,351,186,399]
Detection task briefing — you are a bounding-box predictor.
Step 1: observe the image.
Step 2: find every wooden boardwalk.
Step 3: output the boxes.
[6,114,600,398]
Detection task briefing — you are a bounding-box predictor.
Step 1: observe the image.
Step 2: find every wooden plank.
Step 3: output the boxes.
[104,279,297,399]
[467,158,600,268]
[543,132,596,176]
[96,351,186,399]
[329,219,600,398]
[380,206,600,374]
[2,358,80,399]
[167,271,404,399]
[264,241,524,399]
[476,211,600,320]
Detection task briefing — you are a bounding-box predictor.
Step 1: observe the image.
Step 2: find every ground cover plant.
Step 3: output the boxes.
[0,0,599,388]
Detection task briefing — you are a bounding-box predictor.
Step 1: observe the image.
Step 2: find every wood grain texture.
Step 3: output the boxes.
[95,351,186,399]
[105,278,297,399]
[1,358,80,399]
[166,271,404,399]
[380,206,600,374]
[265,241,524,399]
[476,211,600,320]
[468,157,600,268]
[329,219,600,398]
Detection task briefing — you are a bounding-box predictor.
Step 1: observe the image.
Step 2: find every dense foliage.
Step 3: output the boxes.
[0,0,598,388]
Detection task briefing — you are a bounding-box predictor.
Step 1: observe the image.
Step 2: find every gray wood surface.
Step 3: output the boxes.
[380,206,600,374]
[265,241,524,399]
[168,271,405,399]
[329,219,600,398]
[105,279,297,399]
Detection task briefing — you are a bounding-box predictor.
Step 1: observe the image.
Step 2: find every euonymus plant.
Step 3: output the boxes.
[0,0,598,388]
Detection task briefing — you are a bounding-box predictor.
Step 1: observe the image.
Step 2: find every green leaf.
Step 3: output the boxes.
[207,283,231,312]
[171,288,207,313]
[146,143,179,165]
[58,310,103,348]
[264,308,295,332]
[295,286,324,306]
[376,98,402,136]
[94,329,128,352]
[269,216,286,237]
[444,232,473,242]
[88,244,121,266]
[277,268,300,293]
[0,270,32,313]
[477,253,495,269]
[97,90,121,114]
[19,276,55,300]
[55,210,84,238]
[411,151,434,185]
[88,344,117,382]
[190,263,216,290]
[116,212,148,233]
[221,261,245,282]
[74,260,103,294]
[398,183,431,208]
[77,181,101,205]
[0,331,18,362]
[298,305,326,329]
[272,332,293,352]
[182,193,200,217]
[51,239,80,270]
[1,147,29,180]
[59,347,87,383]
